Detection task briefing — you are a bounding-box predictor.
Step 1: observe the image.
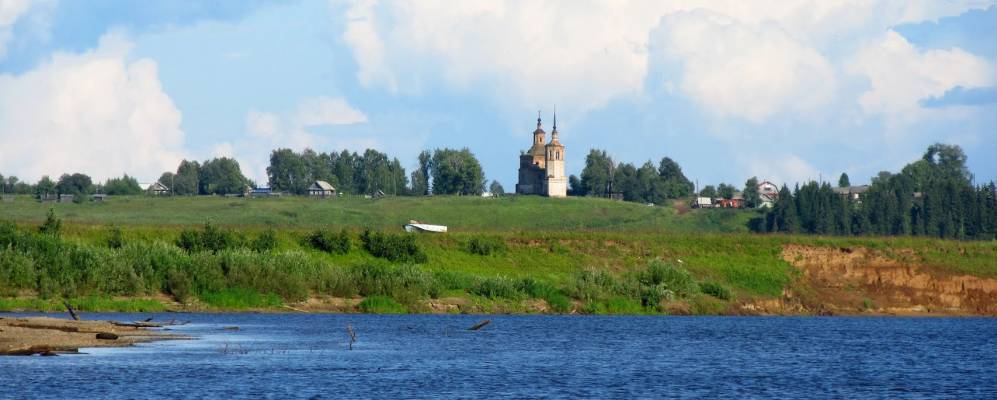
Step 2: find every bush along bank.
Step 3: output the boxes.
[0,215,745,314]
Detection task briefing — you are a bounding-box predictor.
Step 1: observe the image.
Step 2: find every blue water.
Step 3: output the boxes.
[2,313,997,399]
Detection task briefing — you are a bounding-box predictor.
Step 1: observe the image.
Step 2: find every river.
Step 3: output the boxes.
[2,313,996,399]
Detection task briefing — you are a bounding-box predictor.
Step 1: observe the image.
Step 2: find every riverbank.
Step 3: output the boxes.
[2,198,995,317]
[0,316,182,355]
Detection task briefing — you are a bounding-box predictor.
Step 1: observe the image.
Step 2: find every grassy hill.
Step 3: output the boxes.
[1,195,994,316]
[0,194,754,232]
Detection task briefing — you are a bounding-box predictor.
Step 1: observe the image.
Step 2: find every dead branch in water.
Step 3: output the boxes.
[62,301,79,321]
[468,320,491,331]
[346,325,357,350]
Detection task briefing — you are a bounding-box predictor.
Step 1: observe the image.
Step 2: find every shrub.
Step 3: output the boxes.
[251,228,279,253]
[638,259,698,297]
[358,295,407,314]
[199,287,282,309]
[583,297,644,315]
[466,236,506,256]
[544,292,572,313]
[106,226,124,249]
[699,281,734,301]
[360,230,427,263]
[176,222,240,253]
[38,209,61,236]
[0,250,36,296]
[565,269,618,303]
[349,263,439,300]
[165,269,192,303]
[470,276,521,299]
[305,229,351,254]
[433,270,473,291]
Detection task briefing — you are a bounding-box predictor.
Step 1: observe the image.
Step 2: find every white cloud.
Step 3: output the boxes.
[221,96,371,183]
[0,0,40,57]
[246,110,280,139]
[340,0,995,123]
[342,0,658,116]
[740,153,823,187]
[0,32,187,182]
[650,10,837,122]
[849,30,994,117]
[294,96,367,126]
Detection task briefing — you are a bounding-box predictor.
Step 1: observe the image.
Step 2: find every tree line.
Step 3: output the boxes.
[266,147,488,196]
[0,157,251,199]
[753,144,997,240]
[571,149,694,204]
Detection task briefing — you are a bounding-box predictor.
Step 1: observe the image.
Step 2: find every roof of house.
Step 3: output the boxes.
[140,182,169,191]
[834,185,870,195]
[310,180,335,191]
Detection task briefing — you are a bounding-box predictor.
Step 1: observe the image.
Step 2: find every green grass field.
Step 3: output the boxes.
[1,195,994,314]
[0,194,753,232]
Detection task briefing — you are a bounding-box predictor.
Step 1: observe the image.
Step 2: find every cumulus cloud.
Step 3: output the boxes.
[294,96,368,126]
[0,32,187,182]
[849,30,994,117]
[341,0,995,124]
[221,96,370,183]
[342,0,657,116]
[0,0,40,57]
[650,10,837,122]
[739,154,823,187]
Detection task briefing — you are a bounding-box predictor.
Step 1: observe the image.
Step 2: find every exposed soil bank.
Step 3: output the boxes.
[770,245,997,316]
[0,317,182,356]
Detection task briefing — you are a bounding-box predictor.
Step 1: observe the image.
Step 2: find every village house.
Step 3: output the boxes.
[833,185,870,202]
[693,196,714,208]
[758,181,779,208]
[308,180,336,197]
[140,182,170,196]
[516,111,567,198]
[716,193,744,208]
[248,187,277,198]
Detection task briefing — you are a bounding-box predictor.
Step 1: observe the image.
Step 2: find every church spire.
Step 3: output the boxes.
[552,105,557,134]
[537,110,542,129]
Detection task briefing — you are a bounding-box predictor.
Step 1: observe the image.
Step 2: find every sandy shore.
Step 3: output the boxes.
[0,316,184,356]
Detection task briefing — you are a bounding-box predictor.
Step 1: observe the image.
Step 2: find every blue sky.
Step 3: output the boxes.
[1,1,995,189]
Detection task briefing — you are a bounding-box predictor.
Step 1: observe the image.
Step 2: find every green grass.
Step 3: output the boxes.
[0,195,752,232]
[0,296,167,312]
[199,288,283,310]
[358,296,407,314]
[1,195,995,314]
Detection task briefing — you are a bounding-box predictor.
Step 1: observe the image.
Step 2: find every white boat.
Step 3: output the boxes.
[403,220,448,233]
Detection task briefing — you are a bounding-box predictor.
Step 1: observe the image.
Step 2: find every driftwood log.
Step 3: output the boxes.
[63,301,80,321]
[95,332,118,340]
[468,320,491,331]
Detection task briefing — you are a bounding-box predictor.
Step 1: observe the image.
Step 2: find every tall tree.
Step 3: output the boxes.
[103,174,142,195]
[413,150,431,196]
[580,149,614,197]
[431,148,485,195]
[568,175,581,196]
[699,185,717,198]
[717,183,736,200]
[35,176,56,197]
[489,180,505,196]
[838,173,850,188]
[173,160,201,195]
[743,177,760,208]
[267,148,308,194]
[199,158,249,195]
[56,173,94,196]
[658,157,694,198]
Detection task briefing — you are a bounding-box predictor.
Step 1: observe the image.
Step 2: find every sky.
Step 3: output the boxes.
[1,0,995,190]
